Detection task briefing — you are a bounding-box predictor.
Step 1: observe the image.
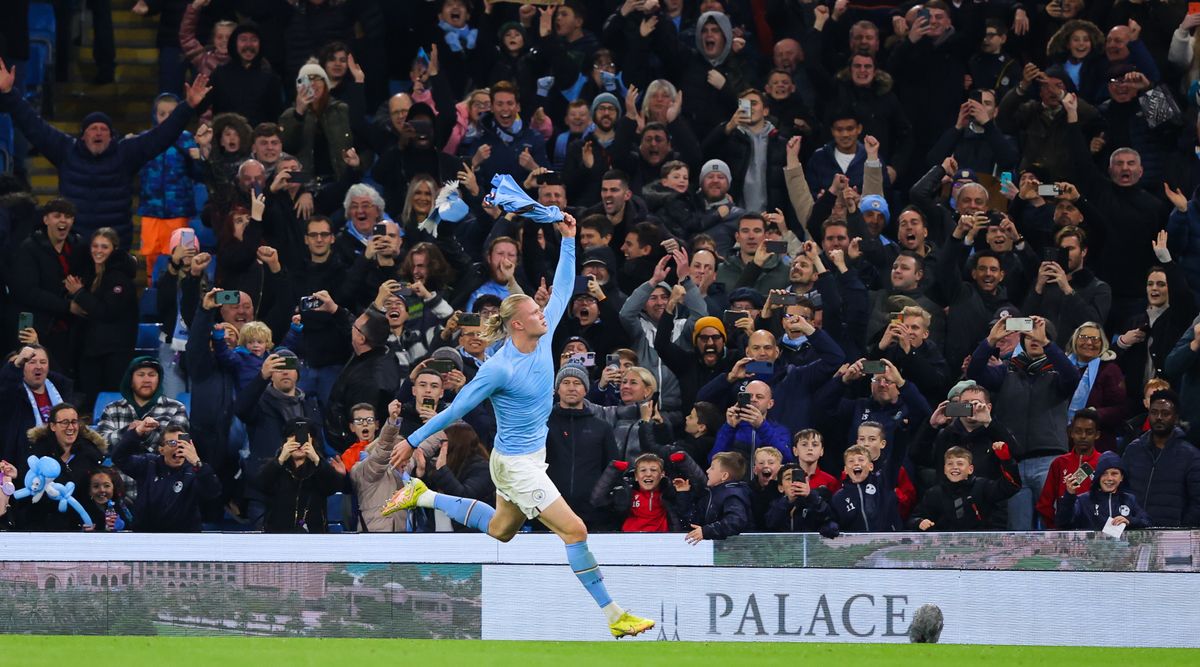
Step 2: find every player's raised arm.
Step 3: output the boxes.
[390,362,508,469]
[544,213,578,333]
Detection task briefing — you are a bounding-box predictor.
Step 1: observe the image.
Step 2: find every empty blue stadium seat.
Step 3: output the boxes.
[136,322,161,352]
[176,391,191,413]
[151,254,171,284]
[327,493,346,533]
[23,42,47,102]
[28,4,56,55]
[93,391,122,424]
[139,286,158,321]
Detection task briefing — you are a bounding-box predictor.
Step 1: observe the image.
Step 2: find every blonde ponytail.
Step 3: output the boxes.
[479,293,532,343]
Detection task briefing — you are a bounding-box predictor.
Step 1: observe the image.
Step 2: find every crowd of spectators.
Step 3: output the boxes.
[1,0,1200,536]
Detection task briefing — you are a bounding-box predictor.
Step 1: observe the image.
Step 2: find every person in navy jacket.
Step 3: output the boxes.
[111,423,221,532]
[1120,389,1200,527]
[1056,450,1151,531]
[676,451,753,541]
[0,62,211,247]
[830,444,902,532]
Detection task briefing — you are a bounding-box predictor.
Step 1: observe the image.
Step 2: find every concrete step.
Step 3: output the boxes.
[114,26,158,44]
[55,97,152,118]
[57,80,160,99]
[72,61,159,84]
[30,173,58,191]
[78,46,160,65]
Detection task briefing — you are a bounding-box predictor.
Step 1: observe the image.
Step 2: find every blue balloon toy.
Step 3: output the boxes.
[12,455,94,527]
[485,173,564,224]
[417,180,472,238]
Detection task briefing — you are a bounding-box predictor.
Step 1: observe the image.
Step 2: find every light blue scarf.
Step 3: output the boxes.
[1067,354,1100,421]
[25,378,64,427]
[439,21,478,53]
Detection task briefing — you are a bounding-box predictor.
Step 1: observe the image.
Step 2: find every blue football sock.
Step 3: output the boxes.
[566,541,613,609]
[432,493,495,533]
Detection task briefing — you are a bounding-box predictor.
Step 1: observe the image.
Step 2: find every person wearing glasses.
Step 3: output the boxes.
[19,402,105,531]
[294,216,349,298]
[112,422,220,532]
[1063,322,1127,453]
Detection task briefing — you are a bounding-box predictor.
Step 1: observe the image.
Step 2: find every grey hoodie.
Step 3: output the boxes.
[696,11,733,68]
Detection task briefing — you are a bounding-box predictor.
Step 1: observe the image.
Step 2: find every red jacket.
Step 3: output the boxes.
[1036,449,1101,528]
[622,488,669,532]
[805,468,842,495]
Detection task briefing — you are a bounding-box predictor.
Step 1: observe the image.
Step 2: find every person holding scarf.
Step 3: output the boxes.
[0,345,73,466]
[1064,322,1128,453]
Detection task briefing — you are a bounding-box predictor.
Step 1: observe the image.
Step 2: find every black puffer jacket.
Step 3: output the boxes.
[234,374,324,499]
[71,251,139,358]
[546,405,618,530]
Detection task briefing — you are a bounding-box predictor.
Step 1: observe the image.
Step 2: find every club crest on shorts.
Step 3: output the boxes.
[532,489,546,503]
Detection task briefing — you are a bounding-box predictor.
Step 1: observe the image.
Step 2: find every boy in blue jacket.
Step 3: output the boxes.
[1056,451,1151,531]
[830,444,902,532]
[137,93,205,280]
[676,452,753,542]
[212,319,302,391]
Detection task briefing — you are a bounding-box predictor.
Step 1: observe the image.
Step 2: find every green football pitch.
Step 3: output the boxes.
[4,637,1197,666]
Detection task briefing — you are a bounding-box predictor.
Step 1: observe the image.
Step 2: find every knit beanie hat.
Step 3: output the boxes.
[693,316,727,346]
[700,159,732,183]
[297,62,331,87]
[555,364,590,391]
[80,111,114,135]
[590,92,621,116]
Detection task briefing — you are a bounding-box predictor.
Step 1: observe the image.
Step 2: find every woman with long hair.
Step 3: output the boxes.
[1115,257,1199,413]
[400,175,438,233]
[280,63,354,184]
[64,228,139,411]
[414,421,494,532]
[1045,20,1106,103]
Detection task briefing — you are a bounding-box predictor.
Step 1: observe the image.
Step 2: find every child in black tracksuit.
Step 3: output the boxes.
[831,444,902,532]
[675,452,752,542]
[765,464,839,535]
[1056,451,1151,530]
[907,442,1020,531]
